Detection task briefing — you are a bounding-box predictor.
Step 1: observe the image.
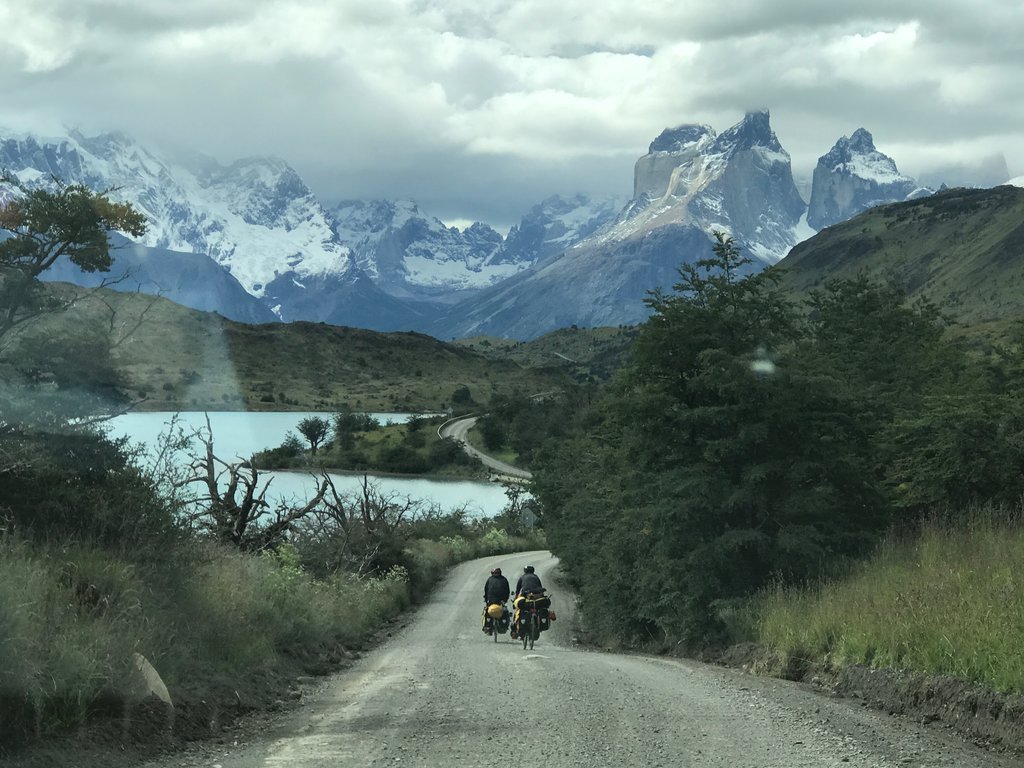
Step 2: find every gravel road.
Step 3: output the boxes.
[437,416,532,480]
[148,552,1018,768]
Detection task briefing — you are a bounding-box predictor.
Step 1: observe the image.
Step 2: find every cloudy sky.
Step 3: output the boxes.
[2,0,1022,230]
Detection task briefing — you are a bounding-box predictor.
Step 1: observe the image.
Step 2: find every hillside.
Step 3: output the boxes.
[9,284,568,412]
[455,325,639,382]
[774,185,1024,329]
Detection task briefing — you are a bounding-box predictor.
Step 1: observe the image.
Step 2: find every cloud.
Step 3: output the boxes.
[1,0,1023,226]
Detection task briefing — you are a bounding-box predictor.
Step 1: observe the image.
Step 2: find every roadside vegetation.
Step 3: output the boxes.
[754,510,1024,694]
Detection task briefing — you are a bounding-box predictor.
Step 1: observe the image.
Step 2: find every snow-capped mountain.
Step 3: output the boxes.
[607,110,808,264]
[0,128,435,329]
[42,234,278,324]
[1,126,624,332]
[331,194,621,304]
[806,129,919,230]
[7,119,1009,342]
[0,129,352,302]
[500,193,626,266]
[331,199,506,301]
[430,111,811,340]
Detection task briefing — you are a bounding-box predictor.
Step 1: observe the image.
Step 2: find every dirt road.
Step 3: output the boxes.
[149,553,1017,768]
[437,416,532,480]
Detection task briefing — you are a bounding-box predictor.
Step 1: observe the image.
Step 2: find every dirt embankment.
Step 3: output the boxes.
[717,643,1024,757]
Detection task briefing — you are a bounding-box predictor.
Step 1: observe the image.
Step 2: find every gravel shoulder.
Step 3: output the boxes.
[138,552,1017,768]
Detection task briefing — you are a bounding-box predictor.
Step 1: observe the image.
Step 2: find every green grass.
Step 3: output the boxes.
[755,511,1024,692]
[456,325,637,382]
[0,522,546,749]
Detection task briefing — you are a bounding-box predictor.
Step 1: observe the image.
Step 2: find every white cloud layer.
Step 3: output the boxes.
[2,0,1023,227]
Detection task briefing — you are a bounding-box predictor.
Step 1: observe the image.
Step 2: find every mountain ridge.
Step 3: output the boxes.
[2,119,1014,340]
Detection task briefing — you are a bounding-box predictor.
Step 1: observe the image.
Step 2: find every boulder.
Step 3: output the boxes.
[125,652,174,739]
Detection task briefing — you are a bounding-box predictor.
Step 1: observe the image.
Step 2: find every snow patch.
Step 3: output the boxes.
[839,154,911,185]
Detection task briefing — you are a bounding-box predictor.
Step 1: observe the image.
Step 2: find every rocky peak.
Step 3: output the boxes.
[847,127,876,154]
[634,124,715,200]
[808,128,917,230]
[501,193,623,265]
[648,124,716,154]
[711,109,779,155]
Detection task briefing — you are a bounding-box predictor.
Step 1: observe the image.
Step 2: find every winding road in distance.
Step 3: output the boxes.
[148,553,1016,768]
[438,414,533,481]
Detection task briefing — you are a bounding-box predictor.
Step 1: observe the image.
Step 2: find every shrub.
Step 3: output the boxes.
[0,430,178,554]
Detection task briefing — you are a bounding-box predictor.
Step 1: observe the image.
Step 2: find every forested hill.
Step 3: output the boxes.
[7,282,568,413]
[774,184,1024,330]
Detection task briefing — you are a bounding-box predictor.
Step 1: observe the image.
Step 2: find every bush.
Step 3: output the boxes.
[377,444,428,474]
[0,430,178,554]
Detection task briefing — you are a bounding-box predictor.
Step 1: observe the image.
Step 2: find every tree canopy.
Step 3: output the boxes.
[0,174,146,352]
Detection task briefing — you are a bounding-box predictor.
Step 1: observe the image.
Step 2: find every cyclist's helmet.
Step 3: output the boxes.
[491,567,502,575]
[524,565,535,573]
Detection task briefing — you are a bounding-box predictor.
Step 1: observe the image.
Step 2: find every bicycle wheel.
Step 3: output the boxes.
[528,615,537,650]
[522,619,529,650]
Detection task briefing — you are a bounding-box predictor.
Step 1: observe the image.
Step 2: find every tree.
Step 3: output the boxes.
[535,233,886,648]
[0,174,146,355]
[333,408,379,451]
[477,414,505,451]
[0,177,148,484]
[296,416,330,455]
[299,475,425,576]
[451,385,474,408]
[185,416,329,550]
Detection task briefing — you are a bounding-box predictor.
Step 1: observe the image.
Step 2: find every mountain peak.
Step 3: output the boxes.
[847,127,875,152]
[713,109,781,154]
[648,124,716,154]
[808,129,917,230]
[820,129,910,182]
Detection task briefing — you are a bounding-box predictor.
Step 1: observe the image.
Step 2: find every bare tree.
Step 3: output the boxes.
[304,474,423,576]
[183,416,329,551]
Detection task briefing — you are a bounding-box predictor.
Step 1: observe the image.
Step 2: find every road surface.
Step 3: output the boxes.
[149,553,1017,768]
[438,415,532,480]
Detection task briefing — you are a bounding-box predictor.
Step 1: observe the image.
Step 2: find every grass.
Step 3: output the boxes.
[456,325,637,382]
[0,523,546,752]
[775,185,1024,337]
[754,511,1024,692]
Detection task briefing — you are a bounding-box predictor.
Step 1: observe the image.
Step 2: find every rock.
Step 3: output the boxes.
[125,652,174,738]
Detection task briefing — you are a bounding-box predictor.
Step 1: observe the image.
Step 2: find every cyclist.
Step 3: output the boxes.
[514,564,542,598]
[512,565,545,637]
[482,567,510,635]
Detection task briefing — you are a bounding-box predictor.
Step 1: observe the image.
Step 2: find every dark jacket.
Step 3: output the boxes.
[484,574,511,603]
[515,572,543,596]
